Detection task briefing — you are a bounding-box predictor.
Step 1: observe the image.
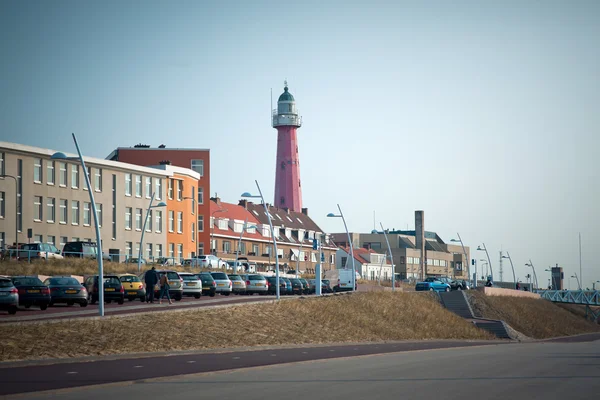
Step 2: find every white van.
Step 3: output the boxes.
[324,269,357,292]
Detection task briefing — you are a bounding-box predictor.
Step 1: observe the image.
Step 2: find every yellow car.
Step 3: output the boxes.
[118,274,146,302]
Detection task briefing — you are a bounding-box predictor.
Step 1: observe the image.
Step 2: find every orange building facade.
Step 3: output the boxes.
[107,146,210,255]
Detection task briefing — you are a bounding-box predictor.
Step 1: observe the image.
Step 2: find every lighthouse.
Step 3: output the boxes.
[273,81,303,212]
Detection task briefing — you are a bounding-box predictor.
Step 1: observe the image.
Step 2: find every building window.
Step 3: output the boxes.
[191,159,204,176]
[83,202,91,226]
[33,234,42,243]
[168,179,173,199]
[47,161,55,185]
[169,243,175,258]
[97,203,102,227]
[146,243,152,259]
[60,236,67,247]
[252,244,259,255]
[198,215,204,232]
[176,180,182,201]
[83,168,90,190]
[34,196,43,221]
[135,175,142,197]
[34,158,42,183]
[177,244,183,261]
[198,186,203,205]
[198,243,204,256]
[136,208,142,230]
[191,186,195,213]
[222,241,231,253]
[135,242,140,257]
[0,232,4,250]
[146,209,152,232]
[126,242,132,257]
[156,210,162,233]
[71,237,80,242]
[156,244,163,258]
[238,241,246,255]
[125,173,132,196]
[71,165,79,188]
[94,169,102,191]
[125,207,132,230]
[155,179,162,200]
[177,212,183,233]
[0,152,4,175]
[0,191,4,218]
[47,198,55,223]
[58,162,67,186]
[168,211,174,232]
[71,200,79,225]
[59,199,67,224]
[191,223,195,241]
[145,177,151,198]
[47,235,55,245]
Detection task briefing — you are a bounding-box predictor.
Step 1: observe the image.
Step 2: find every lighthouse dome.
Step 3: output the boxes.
[278,86,295,102]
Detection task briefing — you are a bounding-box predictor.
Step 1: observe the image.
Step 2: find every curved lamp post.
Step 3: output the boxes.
[545,268,557,290]
[138,192,166,272]
[525,260,538,291]
[0,174,18,257]
[571,273,581,290]
[242,180,279,300]
[235,219,258,274]
[51,133,105,317]
[371,223,395,291]
[328,204,355,292]
[450,233,469,282]
[477,244,493,282]
[501,252,517,289]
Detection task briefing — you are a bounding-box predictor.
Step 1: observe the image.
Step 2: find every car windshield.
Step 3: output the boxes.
[323,280,330,285]
[12,277,44,286]
[248,275,265,281]
[199,274,215,282]
[160,272,180,280]
[181,275,198,281]
[48,277,80,286]
[0,279,13,288]
[211,272,228,280]
[103,277,121,285]
[120,276,140,283]
[228,275,241,281]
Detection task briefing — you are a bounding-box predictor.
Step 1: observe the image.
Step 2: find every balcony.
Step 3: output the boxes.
[272,111,302,128]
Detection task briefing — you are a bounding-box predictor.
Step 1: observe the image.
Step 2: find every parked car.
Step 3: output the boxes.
[179,272,203,299]
[126,257,146,265]
[322,279,333,293]
[281,277,293,295]
[118,274,146,302]
[197,272,217,297]
[139,270,184,301]
[156,257,180,266]
[415,277,451,292]
[62,241,110,260]
[228,274,247,294]
[83,275,124,304]
[226,261,246,272]
[0,277,19,314]
[210,272,232,295]
[299,278,310,295]
[288,278,304,295]
[332,270,356,292]
[266,276,287,295]
[195,255,227,269]
[18,243,63,261]
[451,279,470,291]
[241,274,268,295]
[11,276,51,310]
[44,276,88,307]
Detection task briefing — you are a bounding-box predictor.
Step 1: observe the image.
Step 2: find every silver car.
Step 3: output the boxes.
[241,274,269,295]
[210,272,232,295]
[0,277,19,315]
[179,273,203,299]
[228,274,247,294]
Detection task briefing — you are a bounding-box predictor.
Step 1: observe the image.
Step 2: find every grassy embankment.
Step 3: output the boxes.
[467,291,600,339]
[0,291,491,361]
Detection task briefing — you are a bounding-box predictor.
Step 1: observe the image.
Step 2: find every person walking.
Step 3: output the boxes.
[144,266,159,303]
[158,272,172,305]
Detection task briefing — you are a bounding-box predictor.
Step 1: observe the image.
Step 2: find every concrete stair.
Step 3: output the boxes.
[472,320,511,339]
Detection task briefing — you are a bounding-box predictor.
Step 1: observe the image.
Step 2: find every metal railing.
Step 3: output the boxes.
[535,289,600,306]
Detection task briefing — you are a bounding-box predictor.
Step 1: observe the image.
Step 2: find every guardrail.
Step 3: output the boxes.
[535,289,600,306]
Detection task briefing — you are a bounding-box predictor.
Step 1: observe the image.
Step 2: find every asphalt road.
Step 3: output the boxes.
[6,337,600,400]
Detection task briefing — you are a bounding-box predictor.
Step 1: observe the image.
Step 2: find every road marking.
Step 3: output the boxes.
[232,356,241,360]
[66,371,78,375]
[270,354,277,357]
[134,365,143,368]
[353,348,358,350]
[329,350,335,352]
[302,351,308,354]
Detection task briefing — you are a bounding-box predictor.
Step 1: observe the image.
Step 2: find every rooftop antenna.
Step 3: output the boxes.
[270,87,273,124]
[373,211,376,232]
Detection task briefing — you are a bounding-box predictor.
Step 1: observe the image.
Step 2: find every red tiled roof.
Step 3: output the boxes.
[340,247,391,265]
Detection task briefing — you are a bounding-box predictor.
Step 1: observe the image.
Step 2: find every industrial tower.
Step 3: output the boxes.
[272,82,303,212]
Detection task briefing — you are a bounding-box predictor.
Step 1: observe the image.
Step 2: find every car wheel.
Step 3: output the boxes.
[429,288,434,291]
[90,296,96,305]
[80,300,88,307]
[194,294,201,299]
[117,298,124,305]
[49,301,54,307]
[210,293,215,297]
[175,295,182,302]
[140,296,146,302]
[457,286,462,291]
[40,304,48,311]
[445,287,450,292]
[8,306,17,315]
[224,292,230,296]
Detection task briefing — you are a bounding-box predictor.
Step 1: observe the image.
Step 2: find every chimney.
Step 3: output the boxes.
[415,210,425,281]
[238,199,247,209]
[283,207,290,214]
[301,207,308,216]
[210,197,221,206]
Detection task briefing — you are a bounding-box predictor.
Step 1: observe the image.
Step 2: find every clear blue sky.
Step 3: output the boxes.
[1,0,598,287]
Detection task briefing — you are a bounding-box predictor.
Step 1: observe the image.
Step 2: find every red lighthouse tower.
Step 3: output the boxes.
[273,82,303,212]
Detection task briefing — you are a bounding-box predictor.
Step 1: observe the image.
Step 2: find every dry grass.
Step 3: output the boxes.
[0,291,491,361]
[467,291,600,339]
[556,303,600,324]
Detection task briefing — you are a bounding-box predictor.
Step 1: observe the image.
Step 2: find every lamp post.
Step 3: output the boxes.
[501,252,517,289]
[477,244,493,282]
[525,260,538,291]
[571,273,581,290]
[480,261,488,280]
[545,268,556,290]
[372,223,395,291]
[235,219,258,274]
[450,233,468,282]
[242,180,279,300]
[51,133,105,317]
[0,174,18,258]
[593,281,600,291]
[327,204,356,292]
[138,192,166,272]
[210,208,228,256]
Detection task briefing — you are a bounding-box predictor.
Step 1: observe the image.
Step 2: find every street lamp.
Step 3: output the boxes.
[571,273,581,290]
[477,243,494,282]
[241,180,280,300]
[138,192,166,272]
[235,219,258,274]
[51,133,105,317]
[501,252,517,289]
[210,208,228,255]
[327,204,356,292]
[480,261,489,280]
[0,174,18,258]
[525,260,538,291]
[371,223,395,291]
[450,234,468,282]
[545,268,556,290]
